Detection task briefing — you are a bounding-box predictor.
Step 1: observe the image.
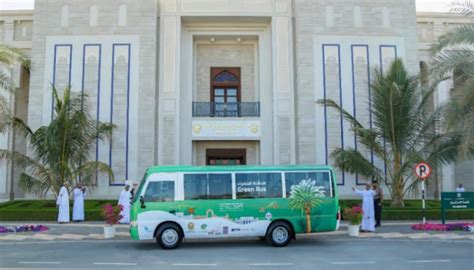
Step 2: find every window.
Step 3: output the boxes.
[144,181,175,202]
[236,173,283,199]
[184,173,232,200]
[209,174,232,199]
[184,174,207,200]
[211,68,241,117]
[285,171,331,197]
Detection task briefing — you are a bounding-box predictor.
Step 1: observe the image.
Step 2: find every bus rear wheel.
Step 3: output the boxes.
[266,221,292,247]
[156,223,183,249]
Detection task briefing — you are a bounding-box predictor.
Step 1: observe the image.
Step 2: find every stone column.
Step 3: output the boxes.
[157,0,181,165]
[271,5,296,164]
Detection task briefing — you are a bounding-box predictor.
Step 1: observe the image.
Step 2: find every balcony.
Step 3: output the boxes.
[192,102,260,117]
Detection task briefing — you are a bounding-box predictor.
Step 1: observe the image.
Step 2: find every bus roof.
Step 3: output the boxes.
[145,165,334,174]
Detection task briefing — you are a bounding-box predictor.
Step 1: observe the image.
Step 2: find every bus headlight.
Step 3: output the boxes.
[130,221,138,227]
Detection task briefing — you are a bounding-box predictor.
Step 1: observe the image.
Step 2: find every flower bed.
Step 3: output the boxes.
[0,224,49,233]
[411,223,474,231]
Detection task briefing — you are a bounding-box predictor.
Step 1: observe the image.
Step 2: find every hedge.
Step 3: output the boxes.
[0,200,473,222]
[0,200,114,222]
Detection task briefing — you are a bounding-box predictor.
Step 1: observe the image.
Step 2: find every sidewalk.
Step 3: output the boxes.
[0,221,472,242]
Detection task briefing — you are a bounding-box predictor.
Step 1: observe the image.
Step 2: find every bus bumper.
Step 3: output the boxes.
[130,222,140,240]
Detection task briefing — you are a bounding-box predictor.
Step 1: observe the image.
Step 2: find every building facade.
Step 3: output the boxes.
[0,0,471,199]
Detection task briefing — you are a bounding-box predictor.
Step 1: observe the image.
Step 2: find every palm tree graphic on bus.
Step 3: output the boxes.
[288,179,325,233]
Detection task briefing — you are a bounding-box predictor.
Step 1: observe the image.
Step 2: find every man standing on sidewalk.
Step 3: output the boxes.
[373,181,383,227]
[73,183,86,222]
[56,182,70,224]
[353,184,376,232]
[118,185,131,224]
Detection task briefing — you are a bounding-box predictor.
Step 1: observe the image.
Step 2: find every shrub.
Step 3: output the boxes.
[101,204,123,225]
[344,205,363,225]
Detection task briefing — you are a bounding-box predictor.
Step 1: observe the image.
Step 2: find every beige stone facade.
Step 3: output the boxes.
[0,1,471,199]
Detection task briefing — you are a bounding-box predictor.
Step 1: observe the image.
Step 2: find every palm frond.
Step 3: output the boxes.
[431,24,474,54]
[331,148,384,182]
[450,0,474,16]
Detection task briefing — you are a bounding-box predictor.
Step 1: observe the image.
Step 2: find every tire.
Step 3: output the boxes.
[266,221,292,247]
[156,223,183,249]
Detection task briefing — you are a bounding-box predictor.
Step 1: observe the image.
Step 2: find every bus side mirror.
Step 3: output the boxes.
[140,196,146,209]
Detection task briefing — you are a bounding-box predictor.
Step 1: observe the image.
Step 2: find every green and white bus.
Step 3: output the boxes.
[130,165,340,249]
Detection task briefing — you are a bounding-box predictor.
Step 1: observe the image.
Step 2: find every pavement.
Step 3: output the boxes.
[0,221,473,269]
[1,220,473,242]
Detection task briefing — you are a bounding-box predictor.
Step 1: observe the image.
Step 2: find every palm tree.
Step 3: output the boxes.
[288,179,325,233]
[318,59,459,207]
[0,86,115,197]
[0,43,30,133]
[431,0,474,159]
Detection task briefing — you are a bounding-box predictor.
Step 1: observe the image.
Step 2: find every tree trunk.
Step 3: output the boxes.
[305,207,312,233]
[391,154,405,207]
[391,182,405,208]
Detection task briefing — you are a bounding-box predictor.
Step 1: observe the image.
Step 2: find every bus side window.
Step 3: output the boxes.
[285,172,331,198]
[235,173,282,199]
[144,181,175,202]
[184,174,232,200]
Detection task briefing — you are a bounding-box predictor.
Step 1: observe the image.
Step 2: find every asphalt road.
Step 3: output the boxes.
[1,235,473,270]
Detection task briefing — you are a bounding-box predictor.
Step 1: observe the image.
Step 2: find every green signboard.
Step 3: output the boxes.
[441,192,474,224]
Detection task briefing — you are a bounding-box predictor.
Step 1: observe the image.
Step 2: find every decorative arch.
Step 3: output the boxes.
[119,4,127,26]
[61,5,69,28]
[90,5,98,26]
[325,6,334,27]
[353,6,363,27]
[213,70,239,83]
[420,61,429,86]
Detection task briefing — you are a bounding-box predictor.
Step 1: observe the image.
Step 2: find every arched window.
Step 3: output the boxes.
[382,7,391,28]
[211,67,241,117]
[420,61,429,87]
[119,4,127,26]
[90,5,98,27]
[61,5,69,28]
[353,6,363,27]
[325,6,334,27]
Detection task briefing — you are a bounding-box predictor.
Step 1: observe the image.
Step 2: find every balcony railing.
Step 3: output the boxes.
[192,102,260,117]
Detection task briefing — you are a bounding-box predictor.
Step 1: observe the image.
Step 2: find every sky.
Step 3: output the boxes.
[0,0,452,12]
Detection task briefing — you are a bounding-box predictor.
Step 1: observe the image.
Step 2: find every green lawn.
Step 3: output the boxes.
[0,199,472,222]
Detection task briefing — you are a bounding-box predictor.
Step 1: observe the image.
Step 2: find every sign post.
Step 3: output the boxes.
[414,162,431,224]
[441,192,474,224]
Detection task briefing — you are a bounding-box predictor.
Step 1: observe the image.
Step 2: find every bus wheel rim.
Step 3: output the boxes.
[272,227,288,243]
[162,229,178,245]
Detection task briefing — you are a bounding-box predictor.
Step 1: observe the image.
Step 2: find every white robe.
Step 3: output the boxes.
[355,189,376,232]
[73,188,85,221]
[118,190,131,224]
[56,186,70,223]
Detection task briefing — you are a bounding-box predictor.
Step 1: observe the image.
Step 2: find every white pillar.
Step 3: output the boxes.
[157,0,181,165]
[435,78,455,192]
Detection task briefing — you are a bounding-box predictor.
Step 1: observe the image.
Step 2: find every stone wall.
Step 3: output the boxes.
[28,0,157,197]
[293,0,419,195]
[195,43,256,102]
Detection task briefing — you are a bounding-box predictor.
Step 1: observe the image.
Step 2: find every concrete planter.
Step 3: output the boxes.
[103,225,116,239]
[348,225,360,236]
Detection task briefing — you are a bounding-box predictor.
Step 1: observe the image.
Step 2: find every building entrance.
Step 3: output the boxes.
[206,149,246,165]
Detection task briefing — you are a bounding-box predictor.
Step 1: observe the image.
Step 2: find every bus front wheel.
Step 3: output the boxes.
[266,221,292,247]
[156,223,183,249]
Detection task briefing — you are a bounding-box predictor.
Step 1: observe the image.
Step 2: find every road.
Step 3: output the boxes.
[1,235,473,270]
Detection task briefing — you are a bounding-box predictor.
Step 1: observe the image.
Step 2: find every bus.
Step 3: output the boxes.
[129,165,340,249]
